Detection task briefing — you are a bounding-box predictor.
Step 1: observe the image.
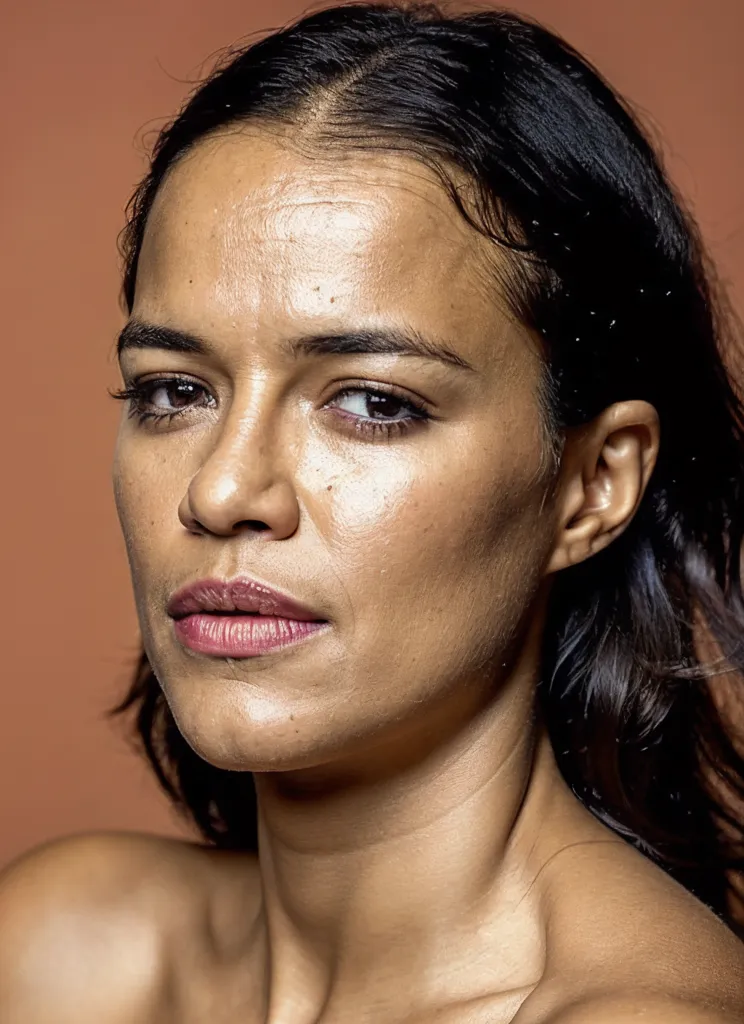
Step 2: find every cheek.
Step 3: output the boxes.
[323,441,552,668]
[112,436,182,585]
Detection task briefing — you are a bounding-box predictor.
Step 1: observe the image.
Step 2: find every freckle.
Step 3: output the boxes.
[329,296,335,303]
[327,484,333,491]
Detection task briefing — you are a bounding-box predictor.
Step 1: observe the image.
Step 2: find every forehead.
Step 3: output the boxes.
[135,129,523,371]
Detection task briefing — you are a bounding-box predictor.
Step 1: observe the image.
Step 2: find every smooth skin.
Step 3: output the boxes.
[1,130,742,1023]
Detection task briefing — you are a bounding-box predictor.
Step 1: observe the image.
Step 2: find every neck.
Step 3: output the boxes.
[250,655,572,1022]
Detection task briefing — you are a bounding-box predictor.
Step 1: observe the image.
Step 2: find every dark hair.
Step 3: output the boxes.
[114,2,744,935]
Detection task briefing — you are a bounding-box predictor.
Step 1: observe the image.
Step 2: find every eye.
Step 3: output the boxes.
[331,389,418,420]
[325,386,431,439]
[148,381,205,410]
[111,377,215,425]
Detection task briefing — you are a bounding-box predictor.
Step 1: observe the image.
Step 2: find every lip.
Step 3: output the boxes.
[166,575,330,658]
[167,576,326,622]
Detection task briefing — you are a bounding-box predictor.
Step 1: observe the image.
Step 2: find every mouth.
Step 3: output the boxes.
[167,575,327,621]
[166,575,330,658]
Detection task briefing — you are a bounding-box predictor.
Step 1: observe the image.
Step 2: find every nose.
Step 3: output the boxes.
[178,414,300,540]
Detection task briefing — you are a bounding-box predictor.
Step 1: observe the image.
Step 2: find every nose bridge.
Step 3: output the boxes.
[183,376,297,535]
[205,407,273,494]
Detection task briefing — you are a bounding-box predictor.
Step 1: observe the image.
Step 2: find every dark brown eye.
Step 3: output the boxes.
[111,376,215,426]
[147,380,206,411]
[329,388,423,422]
[324,386,431,441]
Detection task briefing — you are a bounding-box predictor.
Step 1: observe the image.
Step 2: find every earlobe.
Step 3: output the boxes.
[544,401,659,576]
[545,510,607,574]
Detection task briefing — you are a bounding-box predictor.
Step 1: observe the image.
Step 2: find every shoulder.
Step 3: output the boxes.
[524,818,744,1023]
[544,993,742,1023]
[0,831,218,1023]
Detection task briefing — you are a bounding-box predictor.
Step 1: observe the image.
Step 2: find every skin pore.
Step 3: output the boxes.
[2,128,743,1024]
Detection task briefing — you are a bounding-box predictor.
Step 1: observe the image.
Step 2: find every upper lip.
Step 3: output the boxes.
[166,576,327,622]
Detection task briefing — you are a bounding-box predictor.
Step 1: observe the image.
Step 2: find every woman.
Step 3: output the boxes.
[1,3,743,1020]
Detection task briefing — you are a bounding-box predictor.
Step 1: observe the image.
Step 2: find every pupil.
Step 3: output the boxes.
[172,383,195,406]
[369,393,400,418]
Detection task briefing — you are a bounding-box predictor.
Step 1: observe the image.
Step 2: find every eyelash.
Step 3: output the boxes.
[111,377,431,440]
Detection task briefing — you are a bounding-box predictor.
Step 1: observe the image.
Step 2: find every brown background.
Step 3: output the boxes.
[1,0,743,869]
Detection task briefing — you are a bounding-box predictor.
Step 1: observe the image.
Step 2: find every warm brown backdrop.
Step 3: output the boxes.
[2,0,743,868]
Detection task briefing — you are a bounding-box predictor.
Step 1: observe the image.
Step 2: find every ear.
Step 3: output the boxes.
[545,401,660,575]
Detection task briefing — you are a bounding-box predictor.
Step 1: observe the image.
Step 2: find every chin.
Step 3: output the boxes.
[162,675,358,774]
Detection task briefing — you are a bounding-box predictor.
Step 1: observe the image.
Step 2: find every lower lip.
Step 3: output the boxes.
[173,613,329,657]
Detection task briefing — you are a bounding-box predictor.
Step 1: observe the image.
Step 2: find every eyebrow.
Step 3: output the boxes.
[117,320,204,358]
[117,318,477,373]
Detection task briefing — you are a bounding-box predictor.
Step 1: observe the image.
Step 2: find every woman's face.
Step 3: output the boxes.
[113,130,559,773]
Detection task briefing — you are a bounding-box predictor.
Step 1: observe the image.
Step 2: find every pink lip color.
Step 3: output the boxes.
[173,613,328,657]
[167,576,329,658]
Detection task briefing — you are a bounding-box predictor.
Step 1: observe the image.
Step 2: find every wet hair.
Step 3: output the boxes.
[114,2,744,935]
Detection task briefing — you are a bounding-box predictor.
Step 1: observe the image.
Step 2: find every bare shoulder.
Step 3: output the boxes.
[522,829,744,1024]
[543,992,742,1023]
[0,831,249,1023]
